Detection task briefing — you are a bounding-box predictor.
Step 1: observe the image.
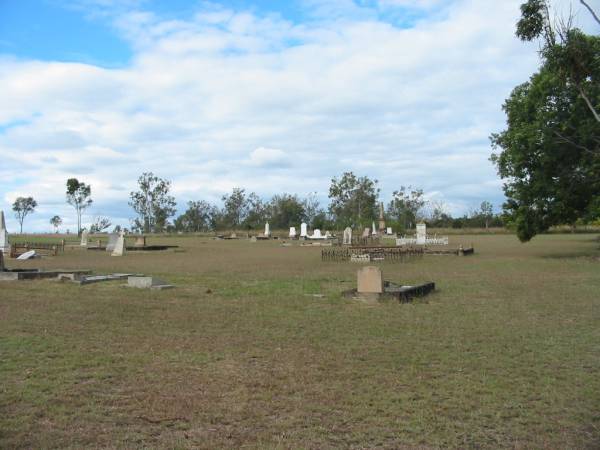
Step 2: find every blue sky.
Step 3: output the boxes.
[0,0,593,232]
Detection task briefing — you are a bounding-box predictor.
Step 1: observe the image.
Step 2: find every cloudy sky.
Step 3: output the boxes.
[0,0,594,232]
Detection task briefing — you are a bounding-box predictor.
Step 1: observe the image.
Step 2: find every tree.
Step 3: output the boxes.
[66,178,92,236]
[328,172,380,228]
[89,216,112,233]
[302,192,321,227]
[387,186,426,232]
[129,172,177,233]
[491,0,600,241]
[244,192,267,230]
[479,201,494,229]
[220,188,249,229]
[174,200,216,232]
[268,194,306,229]
[12,196,37,233]
[50,215,62,233]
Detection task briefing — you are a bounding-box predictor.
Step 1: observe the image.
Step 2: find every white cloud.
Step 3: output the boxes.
[0,0,549,231]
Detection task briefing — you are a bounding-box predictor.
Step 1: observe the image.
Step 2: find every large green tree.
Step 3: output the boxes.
[129,172,177,233]
[174,200,216,232]
[490,0,600,241]
[328,172,379,228]
[268,194,306,229]
[12,196,37,234]
[66,178,92,236]
[387,186,425,232]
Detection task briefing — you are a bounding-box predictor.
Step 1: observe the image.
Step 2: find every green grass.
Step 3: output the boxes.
[1,234,599,448]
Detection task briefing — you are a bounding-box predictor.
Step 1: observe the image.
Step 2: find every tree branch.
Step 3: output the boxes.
[580,0,600,26]
[577,85,600,123]
[553,130,599,155]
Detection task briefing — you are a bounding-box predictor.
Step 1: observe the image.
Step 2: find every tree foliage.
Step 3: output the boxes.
[387,186,425,232]
[129,172,177,233]
[12,196,37,233]
[174,200,217,232]
[491,0,600,241]
[50,215,62,233]
[268,194,306,229]
[328,172,379,228]
[66,178,92,236]
[89,216,112,233]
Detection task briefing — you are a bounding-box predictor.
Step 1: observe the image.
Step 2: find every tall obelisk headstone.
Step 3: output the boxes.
[0,210,10,254]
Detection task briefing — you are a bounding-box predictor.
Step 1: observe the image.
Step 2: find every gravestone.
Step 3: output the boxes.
[17,250,37,260]
[362,228,370,238]
[134,235,146,247]
[416,223,427,245]
[386,227,393,235]
[264,222,271,237]
[378,202,386,232]
[325,230,331,238]
[371,221,377,236]
[128,276,174,290]
[289,227,296,238]
[300,223,308,238]
[111,232,126,256]
[311,229,322,239]
[343,227,352,245]
[357,266,383,294]
[0,210,9,254]
[106,233,118,252]
[80,231,88,247]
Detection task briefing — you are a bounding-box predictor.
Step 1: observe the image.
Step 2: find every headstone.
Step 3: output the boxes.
[80,231,89,247]
[106,233,118,252]
[250,236,257,242]
[343,227,352,245]
[386,227,392,235]
[325,230,331,238]
[362,228,370,238]
[416,223,427,245]
[0,210,9,254]
[134,235,146,247]
[289,227,296,238]
[230,232,237,239]
[378,202,386,232]
[111,232,126,256]
[357,266,383,293]
[128,276,174,290]
[16,250,37,260]
[264,222,271,237]
[371,221,377,236]
[300,223,308,238]
[311,229,322,239]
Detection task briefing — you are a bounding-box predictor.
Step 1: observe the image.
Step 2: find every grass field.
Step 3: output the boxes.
[1,234,599,449]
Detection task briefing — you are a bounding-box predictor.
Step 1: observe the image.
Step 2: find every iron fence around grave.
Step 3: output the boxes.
[321,246,424,263]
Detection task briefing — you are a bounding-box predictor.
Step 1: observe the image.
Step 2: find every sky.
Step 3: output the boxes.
[0,0,596,232]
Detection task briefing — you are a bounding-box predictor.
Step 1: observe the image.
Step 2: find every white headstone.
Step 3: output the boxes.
[80,231,89,247]
[362,228,370,238]
[264,222,270,237]
[311,229,322,239]
[111,232,126,256]
[386,227,392,235]
[289,227,296,238]
[343,227,352,245]
[300,223,308,237]
[325,230,331,238]
[106,233,118,252]
[416,223,427,245]
[16,250,36,260]
[0,211,9,254]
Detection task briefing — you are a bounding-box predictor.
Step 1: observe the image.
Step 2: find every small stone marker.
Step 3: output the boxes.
[264,222,271,237]
[128,276,174,290]
[343,227,352,245]
[289,227,296,238]
[371,221,377,236]
[17,250,37,260]
[134,235,146,247]
[111,232,126,256]
[362,228,370,238]
[386,227,392,235]
[80,231,88,247]
[357,266,383,294]
[312,229,322,239]
[300,222,308,238]
[106,233,118,252]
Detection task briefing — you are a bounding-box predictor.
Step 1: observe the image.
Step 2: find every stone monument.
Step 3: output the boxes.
[80,230,88,247]
[0,210,10,254]
[106,233,118,252]
[289,226,297,238]
[300,222,308,238]
[378,202,386,232]
[343,227,352,245]
[416,223,426,245]
[111,232,126,256]
[357,266,383,294]
[362,227,370,238]
[371,221,377,236]
[264,222,271,237]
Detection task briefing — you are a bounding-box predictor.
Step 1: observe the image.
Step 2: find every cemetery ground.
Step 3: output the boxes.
[1,234,599,449]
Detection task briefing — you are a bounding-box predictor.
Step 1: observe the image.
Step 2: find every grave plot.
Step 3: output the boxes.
[322,246,424,263]
[341,266,435,304]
